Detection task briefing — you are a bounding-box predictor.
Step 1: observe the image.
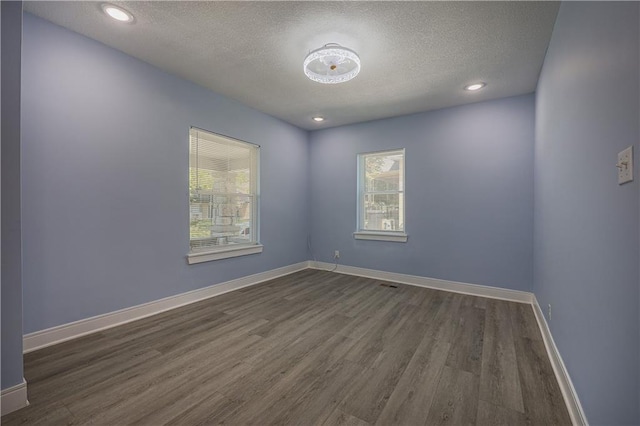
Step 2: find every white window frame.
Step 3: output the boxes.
[354,148,408,243]
[187,127,262,264]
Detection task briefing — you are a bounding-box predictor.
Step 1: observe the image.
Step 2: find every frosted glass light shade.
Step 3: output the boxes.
[303,44,361,84]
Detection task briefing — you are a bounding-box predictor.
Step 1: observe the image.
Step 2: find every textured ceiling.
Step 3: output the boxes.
[24,1,560,130]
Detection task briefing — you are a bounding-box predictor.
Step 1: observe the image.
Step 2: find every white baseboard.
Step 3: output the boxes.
[532,297,588,426]
[23,260,530,353]
[23,261,309,353]
[310,261,533,303]
[20,259,584,426]
[1,378,29,416]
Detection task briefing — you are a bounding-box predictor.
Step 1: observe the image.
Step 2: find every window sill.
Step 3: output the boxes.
[187,244,263,264]
[353,231,408,243]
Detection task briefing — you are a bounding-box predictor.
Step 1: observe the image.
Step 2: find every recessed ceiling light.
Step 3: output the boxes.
[312,116,325,122]
[464,83,486,91]
[101,4,134,23]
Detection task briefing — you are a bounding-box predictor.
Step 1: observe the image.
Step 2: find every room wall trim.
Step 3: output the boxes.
[311,261,533,303]
[532,296,589,426]
[22,261,309,353]
[1,378,29,416]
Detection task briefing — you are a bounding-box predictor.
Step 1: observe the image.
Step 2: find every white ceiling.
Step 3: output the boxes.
[24,1,560,130]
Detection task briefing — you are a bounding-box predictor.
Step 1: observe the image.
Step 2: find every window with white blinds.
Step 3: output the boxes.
[355,149,407,242]
[189,128,259,256]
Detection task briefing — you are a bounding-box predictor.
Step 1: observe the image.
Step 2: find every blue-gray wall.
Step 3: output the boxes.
[309,95,535,292]
[20,14,310,334]
[15,5,640,420]
[1,1,24,390]
[534,2,640,424]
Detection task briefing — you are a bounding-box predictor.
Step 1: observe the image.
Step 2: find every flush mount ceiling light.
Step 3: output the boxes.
[464,82,486,91]
[312,116,325,122]
[101,4,134,23]
[304,44,361,84]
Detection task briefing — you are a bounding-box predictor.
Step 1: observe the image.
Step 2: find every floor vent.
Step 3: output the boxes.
[379,283,398,288]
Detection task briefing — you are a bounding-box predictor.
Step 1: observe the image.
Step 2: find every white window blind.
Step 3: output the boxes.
[357,149,405,233]
[189,128,259,254]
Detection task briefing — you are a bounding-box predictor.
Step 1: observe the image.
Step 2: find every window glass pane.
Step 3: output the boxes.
[363,193,404,232]
[358,149,405,233]
[189,194,254,252]
[189,128,258,253]
[189,167,251,194]
[364,153,403,192]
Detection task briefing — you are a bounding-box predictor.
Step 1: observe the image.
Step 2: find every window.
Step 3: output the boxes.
[355,149,407,242]
[187,127,262,263]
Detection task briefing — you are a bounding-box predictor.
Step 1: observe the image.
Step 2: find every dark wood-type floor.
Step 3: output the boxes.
[2,269,571,425]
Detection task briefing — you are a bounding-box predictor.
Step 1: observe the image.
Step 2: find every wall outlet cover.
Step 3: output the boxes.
[617,146,633,184]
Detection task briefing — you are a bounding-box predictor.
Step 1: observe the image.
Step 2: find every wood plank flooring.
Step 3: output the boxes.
[2,270,571,425]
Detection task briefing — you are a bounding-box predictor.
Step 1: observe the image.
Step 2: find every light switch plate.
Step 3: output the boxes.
[617,146,633,185]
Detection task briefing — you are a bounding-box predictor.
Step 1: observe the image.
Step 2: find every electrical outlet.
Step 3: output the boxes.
[334,250,340,259]
[548,304,551,321]
[617,146,633,184]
